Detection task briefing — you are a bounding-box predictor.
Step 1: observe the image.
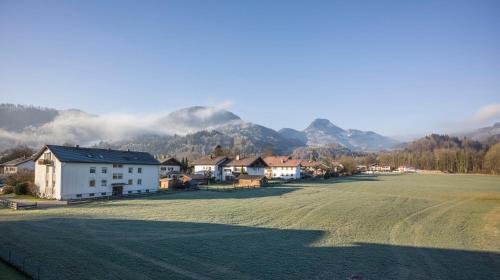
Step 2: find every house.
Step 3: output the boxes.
[263,156,302,180]
[237,174,267,187]
[222,155,268,182]
[0,156,35,174]
[183,174,209,187]
[33,145,160,200]
[301,161,330,177]
[160,177,181,189]
[191,156,229,181]
[160,157,182,178]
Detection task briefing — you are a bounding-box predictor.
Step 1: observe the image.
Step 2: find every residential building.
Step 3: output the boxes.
[160,157,182,178]
[263,156,302,180]
[0,156,35,174]
[33,145,160,200]
[191,156,229,181]
[222,155,268,181]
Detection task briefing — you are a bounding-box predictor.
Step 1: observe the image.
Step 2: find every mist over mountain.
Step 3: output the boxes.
[0,104,405,156]
[460,122,500,143]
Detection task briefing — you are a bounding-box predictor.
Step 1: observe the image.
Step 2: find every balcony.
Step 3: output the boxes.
[38,159,53,166]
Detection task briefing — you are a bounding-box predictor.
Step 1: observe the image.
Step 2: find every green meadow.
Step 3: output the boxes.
[0,174,499,279]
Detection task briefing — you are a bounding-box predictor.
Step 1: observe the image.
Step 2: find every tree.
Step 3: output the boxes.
[484,143,500,174]
[0,146,34,164]
[339,156,356,175]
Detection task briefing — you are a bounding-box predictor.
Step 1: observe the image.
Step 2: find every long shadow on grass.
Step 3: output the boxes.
[147,186,300,200]
[291,175,381,186]
[1,218,498,280]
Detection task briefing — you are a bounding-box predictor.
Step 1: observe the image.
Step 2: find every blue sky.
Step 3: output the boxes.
[0,0,499,139]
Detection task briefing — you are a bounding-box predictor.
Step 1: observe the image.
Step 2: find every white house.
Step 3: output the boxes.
[191,156,229,181]
[0,156,35,174]
[33,145,160,200]
[159,157,182,178]
[263,156,302,180]
[221,155,268,182]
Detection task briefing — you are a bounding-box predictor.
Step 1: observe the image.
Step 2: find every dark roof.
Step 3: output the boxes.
[191,156,228,166]
[34,145,160,165]
[0,156,33,166]
[161,157,182,166]
[237,174,267,180]
[224,156,268,167]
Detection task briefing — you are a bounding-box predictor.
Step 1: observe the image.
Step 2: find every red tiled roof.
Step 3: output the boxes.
[191,156,228,165]
[263,156,302,167]
[225,156,268,167]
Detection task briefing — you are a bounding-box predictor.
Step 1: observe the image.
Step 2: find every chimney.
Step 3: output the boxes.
[127,149,130,152]
[236,154,240,161]
[281,158,285,164]
[75,145,79,148]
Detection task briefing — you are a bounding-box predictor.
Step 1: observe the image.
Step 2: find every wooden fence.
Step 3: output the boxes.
[0,198,37,210]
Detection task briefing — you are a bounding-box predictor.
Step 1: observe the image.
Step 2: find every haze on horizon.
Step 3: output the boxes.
[0,0,499,140]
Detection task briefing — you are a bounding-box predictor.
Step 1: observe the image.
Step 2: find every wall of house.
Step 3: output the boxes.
[34,152,62,199]
[266,166,301,179]
[59,163,159,200]
[221,166,266,182]
[159,165,181,177]
[194,165,223,181]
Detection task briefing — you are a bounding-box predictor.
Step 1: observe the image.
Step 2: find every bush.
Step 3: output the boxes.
[1,185,14,194]
[14,182,28,195]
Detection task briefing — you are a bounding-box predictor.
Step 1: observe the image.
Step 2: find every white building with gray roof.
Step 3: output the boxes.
[33,145,160,200]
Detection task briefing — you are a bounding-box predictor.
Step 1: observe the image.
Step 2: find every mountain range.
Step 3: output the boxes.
[1,103,498,158]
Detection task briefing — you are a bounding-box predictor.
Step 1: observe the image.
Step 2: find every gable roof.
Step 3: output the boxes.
[0,156,33,166]
[34,145,160,165]
[224,156,268,167]
[191,156,228,166]
[263,156,302,167]
[161,157,182,166]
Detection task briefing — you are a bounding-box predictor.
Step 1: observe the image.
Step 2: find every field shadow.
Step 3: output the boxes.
[291,175,381,186]
[146,186,300,200]
[0,218,498,280]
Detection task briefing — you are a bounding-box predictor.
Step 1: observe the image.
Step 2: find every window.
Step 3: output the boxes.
[113,164,123,168]
[76,194,82,198]
[128,179,133,185]
[101,192,106,196]
[146,189,150,193]
[128,191,133,194]
[90,167,96,174]
[137,190,142,193]
[128,167,133,173]
[101,180,107,187]
[89,179,96,187]
[161,167,166,171]
[101,167,107,174]
[113,173,123,180]
[137,179,142,185]
[89,193,95,197]
[138,168,142,174]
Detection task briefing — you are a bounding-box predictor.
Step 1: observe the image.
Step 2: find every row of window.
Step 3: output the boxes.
[89,179,142,187]
[75,189,150,198]
[90,167,142,174]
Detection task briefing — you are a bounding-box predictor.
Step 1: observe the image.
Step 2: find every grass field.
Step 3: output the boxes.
[0,174,499,280]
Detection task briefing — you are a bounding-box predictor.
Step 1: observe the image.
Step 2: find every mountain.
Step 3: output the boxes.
[461,122,500,143]
[280,118,399,151]
[0,104,59,132]
[158,106,243,134]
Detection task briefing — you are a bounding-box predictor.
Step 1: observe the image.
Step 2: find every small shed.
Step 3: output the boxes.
[183,174,209,187]
[160,178,180,189]
[237,175,267,187]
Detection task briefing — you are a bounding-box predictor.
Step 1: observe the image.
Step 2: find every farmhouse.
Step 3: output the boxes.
[160,157,182,178]
[33,145,160,200]
[191,156,229,181]
[0,156,35,174]
[222,155,268,181]
[237,174,267,187]
[263,156,302,180]
[183,174,209,187]
[301,161,330,177]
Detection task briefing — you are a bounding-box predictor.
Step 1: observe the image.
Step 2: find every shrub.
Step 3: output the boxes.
[1,185,14,194]
[14,182,28,195]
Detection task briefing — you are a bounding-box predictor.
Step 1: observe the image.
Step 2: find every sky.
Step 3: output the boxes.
[0,0,499,140]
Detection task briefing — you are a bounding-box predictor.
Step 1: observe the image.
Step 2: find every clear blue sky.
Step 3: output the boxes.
[0,0,499,139]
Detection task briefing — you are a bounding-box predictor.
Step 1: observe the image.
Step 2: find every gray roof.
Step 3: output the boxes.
[36,145,160,165]
[0,156,33,166]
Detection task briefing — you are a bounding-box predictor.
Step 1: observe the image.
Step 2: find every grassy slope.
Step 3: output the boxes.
[0,261,27,280]
[0,174,498,280]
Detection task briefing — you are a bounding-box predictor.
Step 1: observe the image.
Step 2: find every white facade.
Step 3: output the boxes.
[222,166,266,181]
[266,166,301,180]
[194,165,223,181]
[35,150,159,200]
[160,165,181,177]
[2,160,35,174]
